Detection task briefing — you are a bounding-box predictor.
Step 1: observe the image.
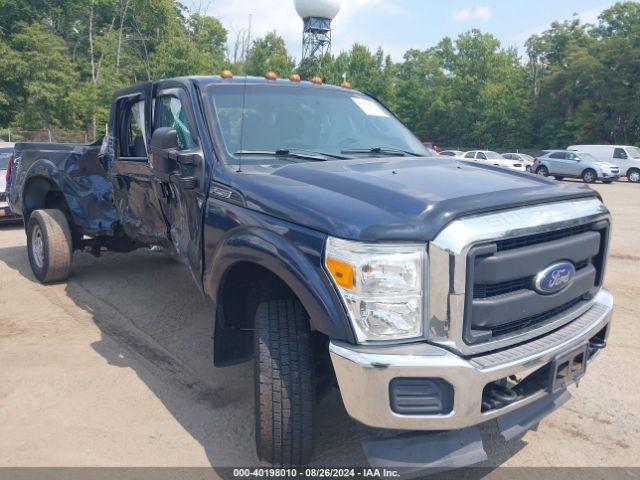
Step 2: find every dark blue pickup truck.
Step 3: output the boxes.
[7,75,613,467]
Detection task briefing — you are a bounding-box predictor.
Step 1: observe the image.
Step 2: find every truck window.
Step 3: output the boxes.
[155,93,197,151]
[115,98,147,159]
[614,148,628,160]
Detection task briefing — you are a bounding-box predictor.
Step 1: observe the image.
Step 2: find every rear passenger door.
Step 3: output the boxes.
[109,85,171,246]
[547,152,570,175]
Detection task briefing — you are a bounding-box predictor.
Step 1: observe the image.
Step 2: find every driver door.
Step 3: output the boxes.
[150,85,206,285]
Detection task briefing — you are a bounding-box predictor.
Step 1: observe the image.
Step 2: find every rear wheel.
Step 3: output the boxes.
[254,299,314,466]
[536,166,549,177]
[27,209,73,283]
[582,169,597,184]
[628,169,640,183]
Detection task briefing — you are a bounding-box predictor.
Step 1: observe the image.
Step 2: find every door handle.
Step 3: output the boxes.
[170,174,198,190]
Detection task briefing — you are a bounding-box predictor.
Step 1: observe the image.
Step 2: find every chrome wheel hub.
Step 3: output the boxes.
[32,225,45,269]
[630,172,640,183]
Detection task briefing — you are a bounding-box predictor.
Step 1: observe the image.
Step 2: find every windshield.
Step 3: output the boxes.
[0,148,12,169]
[484,151,502,160]
[204,84,430,166]
[627,146,640,159]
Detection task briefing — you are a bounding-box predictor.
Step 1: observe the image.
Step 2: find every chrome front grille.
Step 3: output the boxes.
[464,222,608,345]
[428,197,611,355]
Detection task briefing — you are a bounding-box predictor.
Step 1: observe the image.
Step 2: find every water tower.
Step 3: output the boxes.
[294,0,342,61]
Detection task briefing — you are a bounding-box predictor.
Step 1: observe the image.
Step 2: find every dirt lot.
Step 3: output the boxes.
[0,180,639,470]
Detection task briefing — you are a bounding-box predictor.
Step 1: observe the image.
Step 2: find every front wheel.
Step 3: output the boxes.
[628,169,640,183]
[582,169,597,184]
[254,299,314,466]
[27,209,73,283]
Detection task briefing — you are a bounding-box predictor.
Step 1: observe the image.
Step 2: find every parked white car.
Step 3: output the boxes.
[462,150,526,172]
[568,145,640,183]
[0,142,19,221]
[502,152,535,172]
[439,150,465,158]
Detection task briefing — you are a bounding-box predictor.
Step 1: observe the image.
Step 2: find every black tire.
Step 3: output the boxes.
[628,169,640,184]
[553,176,564,181]
[254,299,314,466]
[26,209,73,283]
[582,169,597,184]
[537,166,549,177]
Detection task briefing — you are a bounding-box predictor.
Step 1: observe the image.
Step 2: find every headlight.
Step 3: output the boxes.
[324,237,426,343]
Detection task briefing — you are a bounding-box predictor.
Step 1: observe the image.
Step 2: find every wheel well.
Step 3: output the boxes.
[214,262,299,367]
[23,177,66,219]
[213,262,331,373]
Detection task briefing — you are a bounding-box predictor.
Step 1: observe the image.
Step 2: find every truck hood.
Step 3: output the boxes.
[230,158,600,242]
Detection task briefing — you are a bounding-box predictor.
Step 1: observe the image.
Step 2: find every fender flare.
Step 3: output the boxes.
[203,226,355,343]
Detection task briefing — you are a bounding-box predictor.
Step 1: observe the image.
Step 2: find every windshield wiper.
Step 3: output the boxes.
[341,146,422,157]
[235,149,347,162]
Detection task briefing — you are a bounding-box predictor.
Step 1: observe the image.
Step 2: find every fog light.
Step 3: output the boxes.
[389,378,453,415]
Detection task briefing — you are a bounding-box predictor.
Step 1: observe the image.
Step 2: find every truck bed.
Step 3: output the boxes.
[9,139,120,236]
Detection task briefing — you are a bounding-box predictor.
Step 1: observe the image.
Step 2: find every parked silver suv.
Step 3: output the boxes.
[535,150,620,184]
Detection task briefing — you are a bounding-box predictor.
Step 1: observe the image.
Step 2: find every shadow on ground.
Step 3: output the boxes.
[0,243,528,473]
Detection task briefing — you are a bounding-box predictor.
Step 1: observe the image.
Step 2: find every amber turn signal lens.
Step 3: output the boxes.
[220,70,233,79]
[326,258,355,290]
[311,76,323,84]
[265,71,278,80]
[290,74,301,82]
[341,81,352,89]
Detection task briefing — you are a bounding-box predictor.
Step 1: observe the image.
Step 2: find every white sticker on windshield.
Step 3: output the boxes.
[352,97,389,117]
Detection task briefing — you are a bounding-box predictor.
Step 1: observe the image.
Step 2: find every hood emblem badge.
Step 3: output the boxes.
[534,262,577,295]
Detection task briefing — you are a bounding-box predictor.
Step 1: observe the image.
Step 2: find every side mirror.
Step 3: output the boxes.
[149,127,178,174]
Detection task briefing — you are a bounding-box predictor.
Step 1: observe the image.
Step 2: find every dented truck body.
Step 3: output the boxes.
[7,76,614,468]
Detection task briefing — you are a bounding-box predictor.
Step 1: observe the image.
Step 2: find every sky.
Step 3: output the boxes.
[190,0,622,61]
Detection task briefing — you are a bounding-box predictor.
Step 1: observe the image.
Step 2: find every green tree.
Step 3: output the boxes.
[245,32,295,77]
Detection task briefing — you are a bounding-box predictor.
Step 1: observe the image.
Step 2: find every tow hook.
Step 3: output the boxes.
[588,338,607,356]
[482,383,519,411]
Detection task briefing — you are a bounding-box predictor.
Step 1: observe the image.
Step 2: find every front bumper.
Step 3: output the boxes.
[330,288,613,431]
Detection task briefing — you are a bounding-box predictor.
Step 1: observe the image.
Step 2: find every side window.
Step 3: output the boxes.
[567,153,579,160]
[464,152,475,159]
[503,154,513,160]
[155,93,197,151]
[117,99,147,159]
[550,152,566,159]
[614,148,628,159]
[478,152,487,160]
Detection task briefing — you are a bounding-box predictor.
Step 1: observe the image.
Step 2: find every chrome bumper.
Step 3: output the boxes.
[330,289,613,431]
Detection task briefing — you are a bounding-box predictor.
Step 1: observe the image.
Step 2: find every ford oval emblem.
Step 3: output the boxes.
[534,262,576,295]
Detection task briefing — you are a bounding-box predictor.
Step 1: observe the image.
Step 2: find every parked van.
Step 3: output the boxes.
[568,145,640,183]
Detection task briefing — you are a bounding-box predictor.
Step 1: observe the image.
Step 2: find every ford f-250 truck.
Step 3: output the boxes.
[7,75,613,468]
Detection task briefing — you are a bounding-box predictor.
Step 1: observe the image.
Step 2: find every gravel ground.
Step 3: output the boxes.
[0,180,639,472]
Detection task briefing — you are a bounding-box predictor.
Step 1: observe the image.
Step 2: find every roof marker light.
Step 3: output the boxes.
[265,71,278,80]
[290,74,301,82]
[220,70,233,79]
[311,76,323,85]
